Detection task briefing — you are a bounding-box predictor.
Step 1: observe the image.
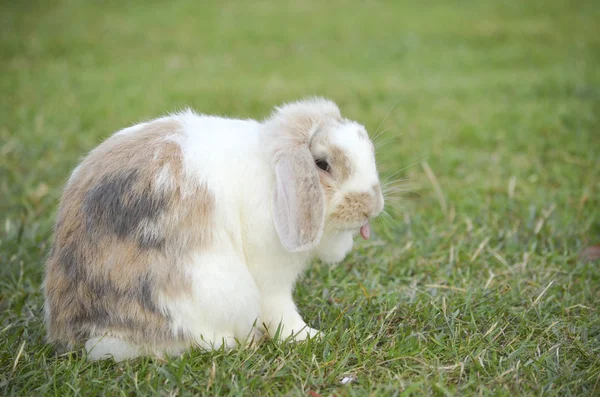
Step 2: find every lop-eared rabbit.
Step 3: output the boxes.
[44,98,384,361]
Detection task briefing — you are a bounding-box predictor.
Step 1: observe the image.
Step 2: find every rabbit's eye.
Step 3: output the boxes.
[315,159,331,173]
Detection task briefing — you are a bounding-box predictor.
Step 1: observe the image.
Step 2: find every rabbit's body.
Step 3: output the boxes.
[44,98,384,361]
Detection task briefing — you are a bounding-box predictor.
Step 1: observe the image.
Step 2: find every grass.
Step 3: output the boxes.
[1,0,599,395]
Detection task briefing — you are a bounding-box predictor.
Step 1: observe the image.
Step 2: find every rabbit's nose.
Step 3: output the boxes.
[370,184,384,216]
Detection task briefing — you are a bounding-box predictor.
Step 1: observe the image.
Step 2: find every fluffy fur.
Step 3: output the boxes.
[44,97,384,361]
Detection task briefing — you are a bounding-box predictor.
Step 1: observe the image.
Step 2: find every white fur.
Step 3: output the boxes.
[86,336,141,361]
[154,164,173,191]
[114,121,149,137]
[85,99,383,360]
[315,230,355,264]
[158,246,261,350]
[114,116,174,136]
[66,164,82,186]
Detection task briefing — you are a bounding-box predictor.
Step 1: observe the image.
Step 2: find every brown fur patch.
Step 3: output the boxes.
[329,145,353,180]
[330,192,373,223]
[319,173,335,202]
[44,118,214,348]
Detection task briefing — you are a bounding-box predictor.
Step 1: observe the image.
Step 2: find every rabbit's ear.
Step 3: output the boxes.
[273,146,325,252]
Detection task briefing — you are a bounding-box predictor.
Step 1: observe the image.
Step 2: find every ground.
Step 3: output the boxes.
[1,0,599,395]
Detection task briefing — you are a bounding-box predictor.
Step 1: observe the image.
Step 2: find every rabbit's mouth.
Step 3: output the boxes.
[359,221,371,240]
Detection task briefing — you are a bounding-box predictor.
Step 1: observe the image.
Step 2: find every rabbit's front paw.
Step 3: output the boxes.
[291,326,323,342]
[274,322,323,343]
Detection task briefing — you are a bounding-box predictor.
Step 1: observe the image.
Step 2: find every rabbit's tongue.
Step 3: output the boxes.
[360,222,371,240]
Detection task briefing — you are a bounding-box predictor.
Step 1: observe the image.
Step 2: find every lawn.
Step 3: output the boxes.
[1,0,599,395]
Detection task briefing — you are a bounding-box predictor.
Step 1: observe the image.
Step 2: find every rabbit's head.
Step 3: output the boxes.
[265,98,384,252]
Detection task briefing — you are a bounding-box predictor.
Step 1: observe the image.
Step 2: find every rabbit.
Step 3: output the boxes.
[43,97,384,361]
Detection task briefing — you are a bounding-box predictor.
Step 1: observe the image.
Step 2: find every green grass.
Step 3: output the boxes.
[1,0,599,395]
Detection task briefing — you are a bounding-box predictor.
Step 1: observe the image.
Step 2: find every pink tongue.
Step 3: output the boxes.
[360,222,371,240]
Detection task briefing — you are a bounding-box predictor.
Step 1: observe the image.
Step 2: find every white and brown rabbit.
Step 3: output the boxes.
[44,98,384,361]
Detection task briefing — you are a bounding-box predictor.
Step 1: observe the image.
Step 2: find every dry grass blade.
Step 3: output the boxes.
[421,160,448,217]
[532,280,555,307]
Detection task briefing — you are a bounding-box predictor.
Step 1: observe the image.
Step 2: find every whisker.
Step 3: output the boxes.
[372,128,390,143]
[382,210,394,220]
[375,213,393,230]
[382,184,413,193]
[382,196,407,205]
[382,194,408,204]
[382,178,416,205]
[382,186,412,195]
[373,129,405,145]
[381,207,395,219]
[382,190,414,200]
[383,195,406,211]
[382,192,405,200]
[381,157,429,184]
[384,201,399,211]
[382,175,410,184]
[382,179,412,190]
[382,170,407,185]
[379,210,399,228]
[374,136,402,149]
[371,102,398,142]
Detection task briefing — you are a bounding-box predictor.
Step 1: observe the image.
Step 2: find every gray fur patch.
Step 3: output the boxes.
[139,274,159,313]
[85,275,161,315]
[70,292,177,342]
[88,278,115,300]
[71,308,141,340]
[58,242,83,282]
[83,169,166,240]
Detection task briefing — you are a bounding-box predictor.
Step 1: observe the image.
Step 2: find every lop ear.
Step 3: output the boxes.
[272,145,325,252]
